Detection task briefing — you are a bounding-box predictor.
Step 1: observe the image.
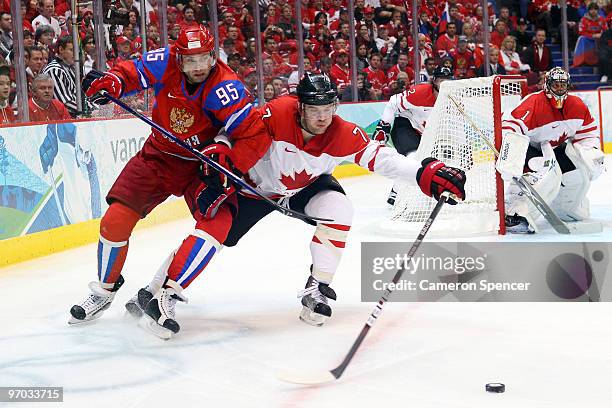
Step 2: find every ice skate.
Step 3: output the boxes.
[505,214,536,234]
[298,275,337,327]
[124,286,154,319]
[69,275,125,324]
[140,280,188,340]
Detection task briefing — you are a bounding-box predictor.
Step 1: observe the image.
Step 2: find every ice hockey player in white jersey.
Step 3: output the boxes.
[497,67,604,233]
[373,66,454,205]
[126,73,467,338]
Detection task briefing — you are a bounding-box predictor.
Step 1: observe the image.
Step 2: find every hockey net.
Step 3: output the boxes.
[380,76,526,237]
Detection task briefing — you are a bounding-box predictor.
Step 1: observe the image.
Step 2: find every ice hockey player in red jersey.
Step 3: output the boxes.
[497,67,604,233]
[68,25,260,324]
[373,65,454,205]
[127,73,467,339]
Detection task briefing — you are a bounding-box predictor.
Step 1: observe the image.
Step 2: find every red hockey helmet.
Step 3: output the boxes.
[175,25,215,56]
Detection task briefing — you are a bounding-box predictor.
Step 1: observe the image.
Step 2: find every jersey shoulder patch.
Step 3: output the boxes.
[204,79,248,111]
[139,48,170,81]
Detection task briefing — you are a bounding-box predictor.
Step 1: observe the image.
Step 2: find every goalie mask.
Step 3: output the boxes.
[296,73,338,135]
[544,67,570,109]
[175,25,216,83]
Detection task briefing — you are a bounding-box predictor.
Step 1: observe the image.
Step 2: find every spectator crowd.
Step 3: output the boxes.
[0,0,611,124]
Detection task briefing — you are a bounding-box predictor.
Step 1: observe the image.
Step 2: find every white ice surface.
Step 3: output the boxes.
[2,169,612,408]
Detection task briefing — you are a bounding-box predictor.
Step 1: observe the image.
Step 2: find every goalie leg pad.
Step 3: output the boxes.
[505,152,562,226]
[306,190,353,283]
[551,168,591,222]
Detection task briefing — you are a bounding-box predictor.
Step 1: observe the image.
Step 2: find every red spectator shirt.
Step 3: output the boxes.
[387,64,415,85]
[28,98,71,122]
[578,16,608,37]
[435,34,458,58]
[363,66,388,91]
[329,63,351,91]
[490,31,505,49]
[0,104,15,124]
[450,48,475,79]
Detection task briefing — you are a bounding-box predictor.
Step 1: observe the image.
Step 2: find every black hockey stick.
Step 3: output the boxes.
[90,76,332,224]
[277,192,451,385]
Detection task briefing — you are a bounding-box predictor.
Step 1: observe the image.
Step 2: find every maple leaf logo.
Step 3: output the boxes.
[280,169,314,190]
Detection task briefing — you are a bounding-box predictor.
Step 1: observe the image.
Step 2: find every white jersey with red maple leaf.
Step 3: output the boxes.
[379,83,437,135]
[501,91,600,149]
[239,95,420,199]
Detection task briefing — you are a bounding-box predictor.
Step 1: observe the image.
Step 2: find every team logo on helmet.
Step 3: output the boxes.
[296,73,338,106]
[170,107,195,134]
[175,25,215,55]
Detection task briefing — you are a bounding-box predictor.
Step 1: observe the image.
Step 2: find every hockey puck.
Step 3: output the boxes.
[485,383,505,393]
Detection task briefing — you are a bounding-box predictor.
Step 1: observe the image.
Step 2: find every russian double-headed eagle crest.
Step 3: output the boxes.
[170,107,195,134]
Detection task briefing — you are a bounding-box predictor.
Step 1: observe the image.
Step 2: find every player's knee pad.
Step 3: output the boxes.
[100,202,140,242]
[551,168,591,221]
[305,190,354,225]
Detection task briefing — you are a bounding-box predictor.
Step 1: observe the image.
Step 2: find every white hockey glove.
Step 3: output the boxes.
[575,144,605,180]
[495,131,530,181]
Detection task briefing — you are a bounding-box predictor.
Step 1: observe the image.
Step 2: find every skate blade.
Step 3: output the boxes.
[138,315,174,340]
[68,315,101,325]
[299,306,328,327]
[67,305,108,325]
[124,302,144,319]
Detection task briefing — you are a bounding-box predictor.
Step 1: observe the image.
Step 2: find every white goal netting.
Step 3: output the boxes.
[380,76,525,237]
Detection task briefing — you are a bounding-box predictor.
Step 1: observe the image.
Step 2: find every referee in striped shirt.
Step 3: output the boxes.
[42,35,95,117]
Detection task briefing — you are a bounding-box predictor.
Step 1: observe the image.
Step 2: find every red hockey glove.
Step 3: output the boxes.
[82,71,123,105]
[416,157,466,205]
[196,142,240,219]
[373,120,391,144]
[195,181,237,220]
[199,142,238,188]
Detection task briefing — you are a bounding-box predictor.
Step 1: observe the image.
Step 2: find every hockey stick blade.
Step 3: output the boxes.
[276,369,337,385]
[95,85,332,224]
[567,222,603,234]
[277,193,450,385]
